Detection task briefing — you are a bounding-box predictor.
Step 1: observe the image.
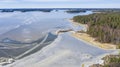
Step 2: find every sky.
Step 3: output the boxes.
[0,0,120,8]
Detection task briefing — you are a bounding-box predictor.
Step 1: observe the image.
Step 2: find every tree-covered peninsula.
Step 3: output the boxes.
[73,12,120,45]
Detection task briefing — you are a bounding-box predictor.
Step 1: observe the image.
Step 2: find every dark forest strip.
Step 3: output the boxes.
[73,12,120,46]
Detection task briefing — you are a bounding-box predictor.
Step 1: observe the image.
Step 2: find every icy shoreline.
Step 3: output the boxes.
[3,33,118,67]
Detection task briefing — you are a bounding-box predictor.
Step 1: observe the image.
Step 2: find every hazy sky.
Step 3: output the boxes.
[0,0,119,8]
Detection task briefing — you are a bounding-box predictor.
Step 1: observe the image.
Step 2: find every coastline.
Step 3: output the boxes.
[68,19,88,28]
[69,19,116,50]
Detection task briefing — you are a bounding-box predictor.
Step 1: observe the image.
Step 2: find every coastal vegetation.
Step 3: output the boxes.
[73,12,120,46]
[90,54,120,67]
[73,12,120,67]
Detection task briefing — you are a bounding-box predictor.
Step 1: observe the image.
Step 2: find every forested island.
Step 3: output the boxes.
[73,12,120,46]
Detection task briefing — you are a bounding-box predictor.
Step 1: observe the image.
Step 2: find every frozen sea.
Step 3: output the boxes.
[0,10,117,67]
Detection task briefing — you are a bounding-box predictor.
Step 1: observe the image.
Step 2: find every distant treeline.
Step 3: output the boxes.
[73,12,120,45]
[66,10,86,13]
[92,9,120,13]
[0,9,53,12]
[0,8,120,13]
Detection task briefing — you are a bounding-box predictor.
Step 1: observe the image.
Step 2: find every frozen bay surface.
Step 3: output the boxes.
[0,10,115,67]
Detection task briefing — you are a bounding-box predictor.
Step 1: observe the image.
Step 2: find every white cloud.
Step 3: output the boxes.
[0,0,102,2]
[23,0,70,2]
[22,0,101,2]
[0,0,119,3]
[0,0,119,8]
[0,0,17,2]
[0,0,71,2]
